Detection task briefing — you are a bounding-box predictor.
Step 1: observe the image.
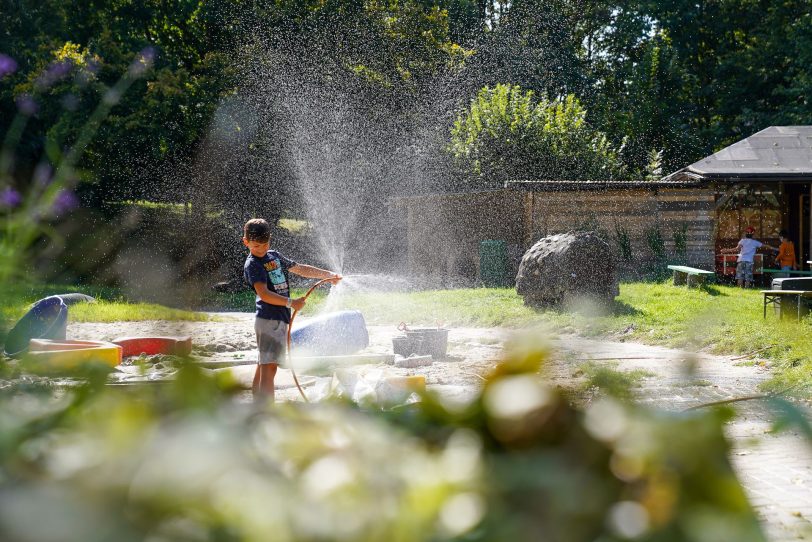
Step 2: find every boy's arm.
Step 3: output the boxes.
[253,282,306,311]
[289,264,342,283]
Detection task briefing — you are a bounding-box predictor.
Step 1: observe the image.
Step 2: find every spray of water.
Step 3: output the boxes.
[169,10,588,302]
[319,273,415,314]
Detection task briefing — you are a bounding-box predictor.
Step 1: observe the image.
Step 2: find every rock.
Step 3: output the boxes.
[394,354,433,368]
[516,231,619,307]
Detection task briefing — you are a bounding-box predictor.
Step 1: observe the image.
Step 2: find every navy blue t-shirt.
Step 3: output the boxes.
[244,250,297,322]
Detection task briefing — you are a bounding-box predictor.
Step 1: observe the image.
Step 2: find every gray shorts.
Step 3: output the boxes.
[736,261,754,282]
[255,317,288,365]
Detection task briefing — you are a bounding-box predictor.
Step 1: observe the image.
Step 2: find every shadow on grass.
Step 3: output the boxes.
[610,300,641,316]
[528,298,642,317]
[701,284,726,296]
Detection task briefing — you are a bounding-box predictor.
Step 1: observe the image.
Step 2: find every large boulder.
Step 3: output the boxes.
[516,231,619,307]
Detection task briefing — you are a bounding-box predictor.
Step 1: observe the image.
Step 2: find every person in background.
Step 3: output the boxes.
[720,226,778,288]
[775,229,797,278]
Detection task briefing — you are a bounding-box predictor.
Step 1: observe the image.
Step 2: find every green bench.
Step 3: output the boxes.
[667,265,715,287]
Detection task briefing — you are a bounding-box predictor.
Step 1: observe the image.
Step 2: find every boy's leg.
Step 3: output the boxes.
[254,317,288,403]
[745,262,754,288]
[252,367,261,395]
[257,363,278,400]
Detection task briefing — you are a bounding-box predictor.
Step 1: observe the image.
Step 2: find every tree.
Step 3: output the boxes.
[449,83,625,183]
[636,0,812,154]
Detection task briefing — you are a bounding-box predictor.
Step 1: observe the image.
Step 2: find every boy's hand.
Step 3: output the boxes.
[326,273,342,285]
[290,297,306,311]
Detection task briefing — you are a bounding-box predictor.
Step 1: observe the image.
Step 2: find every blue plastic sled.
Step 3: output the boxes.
[4,296,69,357]
[2,293,96,358]
[290,310,369,356]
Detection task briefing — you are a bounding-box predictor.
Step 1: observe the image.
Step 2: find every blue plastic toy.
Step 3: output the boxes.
[4,296,69,357]
[290,310,369,356]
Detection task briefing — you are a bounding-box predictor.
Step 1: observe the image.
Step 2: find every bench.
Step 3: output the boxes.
[761,290,812,319]
[667,265,715,287]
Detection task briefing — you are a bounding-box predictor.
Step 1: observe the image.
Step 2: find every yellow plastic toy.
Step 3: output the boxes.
[24,339,122,372]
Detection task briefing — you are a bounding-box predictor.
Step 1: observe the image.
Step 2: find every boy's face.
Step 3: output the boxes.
[243,236,270,257]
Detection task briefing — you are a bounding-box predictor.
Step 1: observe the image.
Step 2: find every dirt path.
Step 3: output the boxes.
[549,334,812,542]
[67,315,812,541]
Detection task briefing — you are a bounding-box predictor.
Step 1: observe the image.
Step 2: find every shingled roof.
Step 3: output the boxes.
[662,126,812,183]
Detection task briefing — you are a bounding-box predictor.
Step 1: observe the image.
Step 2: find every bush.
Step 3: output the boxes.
[449,84,626,183]
[0,339,765,542]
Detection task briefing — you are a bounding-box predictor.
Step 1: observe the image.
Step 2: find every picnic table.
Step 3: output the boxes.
[760,290,812,319]
[667,265,715,287]
[763,268,812,276]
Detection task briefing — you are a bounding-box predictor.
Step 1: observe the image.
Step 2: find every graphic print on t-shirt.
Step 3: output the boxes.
[264,258,289,295]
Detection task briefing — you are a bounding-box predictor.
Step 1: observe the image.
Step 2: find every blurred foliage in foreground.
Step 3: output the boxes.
[0,339,764,542]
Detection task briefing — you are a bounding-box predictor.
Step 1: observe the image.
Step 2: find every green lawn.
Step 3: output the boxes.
[1,284,207,325]
[6,280,811,393]
[66,301,208,322]
[283,281,812,394]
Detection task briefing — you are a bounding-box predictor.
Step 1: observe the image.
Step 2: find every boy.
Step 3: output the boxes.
[243,218,341,401]
[775,229,797,277]
[720,226,777,288]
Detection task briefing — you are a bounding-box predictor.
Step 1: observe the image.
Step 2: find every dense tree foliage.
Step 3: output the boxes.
[2,0,811,205]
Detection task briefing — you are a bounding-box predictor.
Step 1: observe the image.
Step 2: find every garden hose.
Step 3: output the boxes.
[286,277,334,402]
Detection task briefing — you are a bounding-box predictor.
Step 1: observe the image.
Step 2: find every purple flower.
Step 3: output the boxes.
[15,94,38,116]
[52,189,79,215]
[84,59,100,75]
[0,187,22,209]
[0,54,17,78]
[35,60,73,89]
[140,46,157,64]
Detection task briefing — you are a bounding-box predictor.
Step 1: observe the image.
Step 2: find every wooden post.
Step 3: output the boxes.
[687,274,704,288]
[523,191,534,247]
[799,194,805,270]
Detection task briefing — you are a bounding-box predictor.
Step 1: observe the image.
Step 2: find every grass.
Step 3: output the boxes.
[575,361,656,401]
[226,280,810,394]
[277,218,311,234]
[1,284,207,326]
[8,279,812,392]
[207,287,543,326]
[67,301,208,323]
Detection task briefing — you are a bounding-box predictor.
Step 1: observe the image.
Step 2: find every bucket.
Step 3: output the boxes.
[392,336,413,357]
[4,296,68,358]
[393,328,448,358]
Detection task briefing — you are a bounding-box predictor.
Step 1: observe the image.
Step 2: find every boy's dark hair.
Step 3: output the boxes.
[779,229,789,238]
[244,218,271,242]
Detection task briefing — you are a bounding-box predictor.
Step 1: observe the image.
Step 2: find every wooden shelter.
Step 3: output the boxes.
[663,125,812,276]
[391,126,812,283]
